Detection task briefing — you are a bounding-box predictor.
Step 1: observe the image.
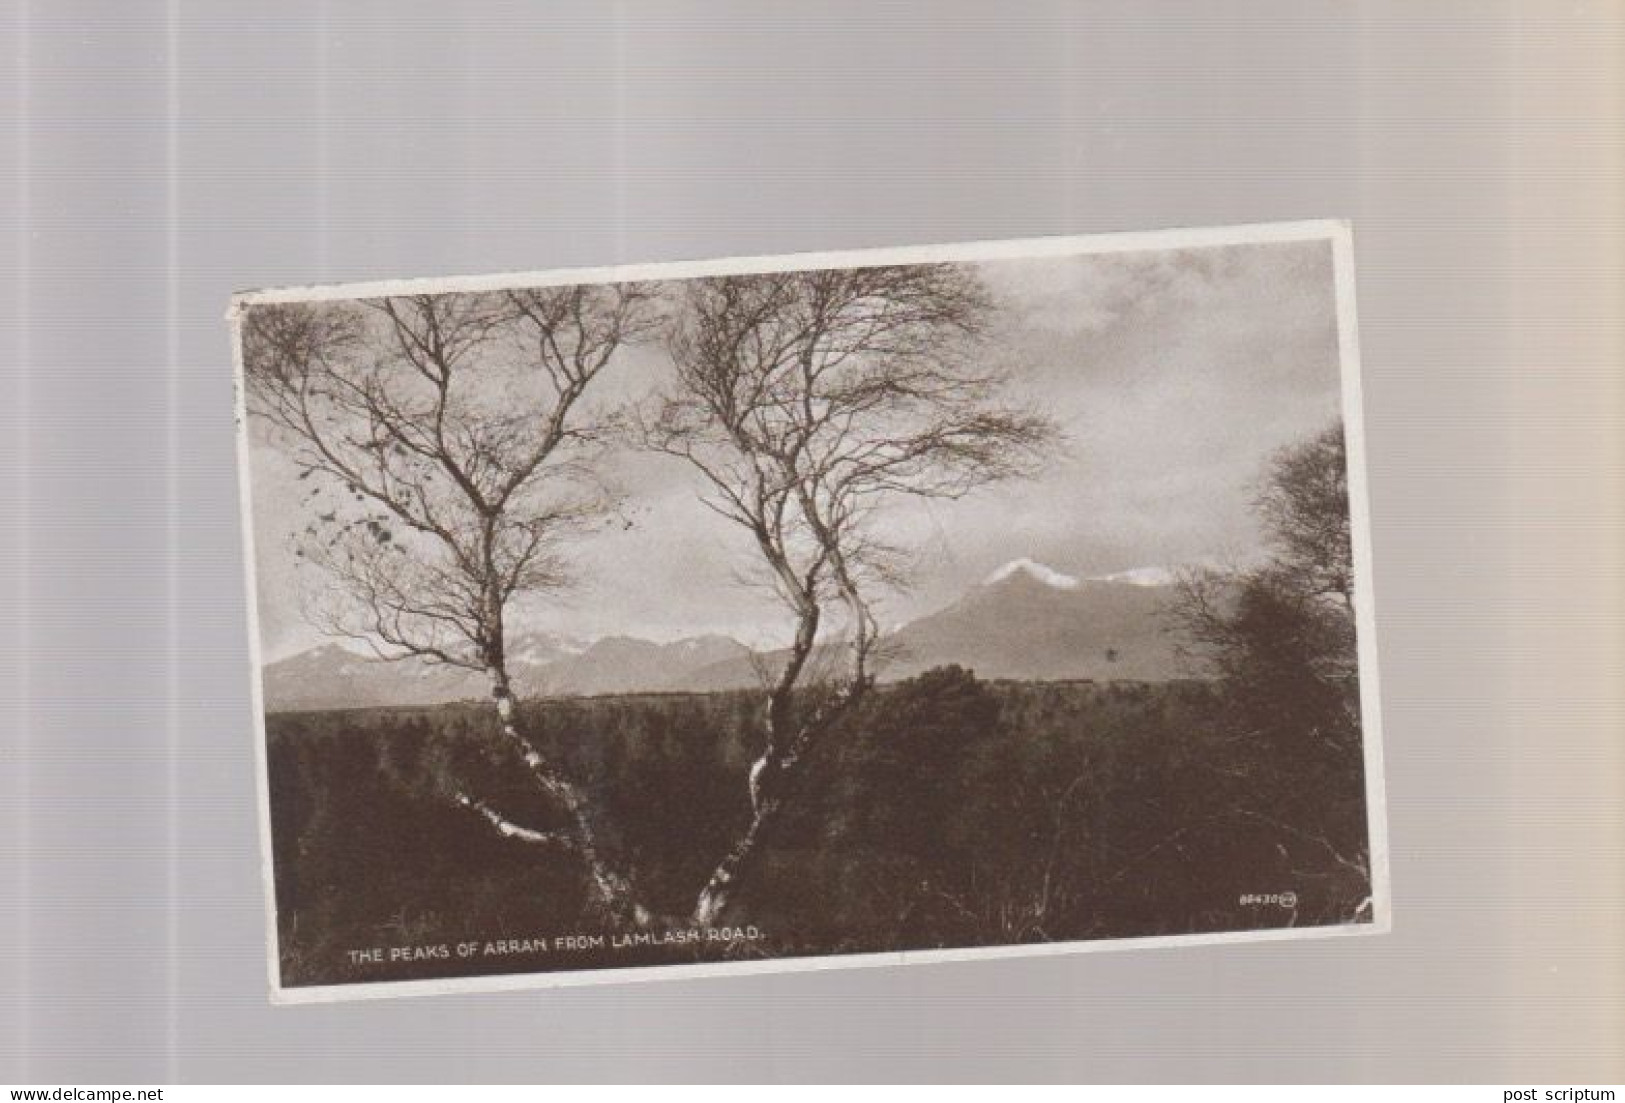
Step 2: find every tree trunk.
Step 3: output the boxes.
[693,794,775,927]
[693,672,867,926]
[485,661,648,927]
[751,604,819,812]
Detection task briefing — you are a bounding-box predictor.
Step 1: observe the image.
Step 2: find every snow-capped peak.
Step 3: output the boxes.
[509,631,588,664]
[1089,565,1177,587]
[983,558,1081,590]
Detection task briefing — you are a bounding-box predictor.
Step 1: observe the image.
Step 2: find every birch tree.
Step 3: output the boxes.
[647,264,1059,923]
[240,287,656,924]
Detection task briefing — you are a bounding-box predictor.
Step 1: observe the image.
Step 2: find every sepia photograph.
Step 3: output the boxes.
[232,222,1387,1001]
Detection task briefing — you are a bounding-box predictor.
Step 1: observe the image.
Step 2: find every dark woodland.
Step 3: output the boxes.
[265,425,1372,987]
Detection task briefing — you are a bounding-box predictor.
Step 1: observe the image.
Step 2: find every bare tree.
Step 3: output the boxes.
[646,264,1059,923]
[1256,424,1354,610]
[1169,420,1369,920]
[1174,421,1358,693]
[240,286,657,924]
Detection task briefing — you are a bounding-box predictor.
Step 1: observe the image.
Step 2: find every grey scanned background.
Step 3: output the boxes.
[3,0,1621,1084]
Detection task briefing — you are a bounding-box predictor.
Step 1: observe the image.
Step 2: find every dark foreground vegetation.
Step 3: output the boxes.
[269,665,1371,987]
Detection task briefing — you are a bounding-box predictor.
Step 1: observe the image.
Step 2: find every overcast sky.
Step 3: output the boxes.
[249,237,1345,660]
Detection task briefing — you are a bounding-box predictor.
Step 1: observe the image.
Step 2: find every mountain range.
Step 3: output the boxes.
[260,559,1192,712]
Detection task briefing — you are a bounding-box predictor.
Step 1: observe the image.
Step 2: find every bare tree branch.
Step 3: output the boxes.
[642,264,1062,923]
[454,792,576,849]
[242,286,658,925]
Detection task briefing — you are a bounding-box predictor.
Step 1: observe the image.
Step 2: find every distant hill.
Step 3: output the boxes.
[261,643,489,712]
[260,560,1191,711]
[887,560,1184,682]
[262,630,754,712]
[682,559,1185,690]
[518,634,750,698]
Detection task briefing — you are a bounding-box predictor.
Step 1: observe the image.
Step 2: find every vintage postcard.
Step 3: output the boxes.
[231,221,1389,1002]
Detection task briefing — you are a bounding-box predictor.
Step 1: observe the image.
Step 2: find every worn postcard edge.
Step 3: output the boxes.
[227,219,1391,1005]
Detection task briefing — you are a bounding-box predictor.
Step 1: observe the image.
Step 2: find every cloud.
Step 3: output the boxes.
[247,237,1345,656]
